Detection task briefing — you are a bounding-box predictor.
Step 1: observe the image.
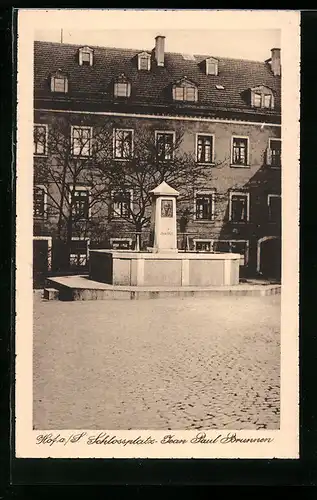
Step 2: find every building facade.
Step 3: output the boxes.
[33,36,281,286]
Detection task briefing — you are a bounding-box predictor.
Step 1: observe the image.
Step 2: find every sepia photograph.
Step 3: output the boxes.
[15,9,299,459]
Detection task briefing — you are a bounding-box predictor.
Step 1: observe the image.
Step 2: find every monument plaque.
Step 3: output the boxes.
[161,199,173,218]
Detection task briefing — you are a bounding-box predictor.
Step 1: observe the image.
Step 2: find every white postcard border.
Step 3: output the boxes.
[15,9,300,459]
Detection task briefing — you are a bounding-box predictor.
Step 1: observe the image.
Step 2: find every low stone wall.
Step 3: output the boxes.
[89,250,240,287]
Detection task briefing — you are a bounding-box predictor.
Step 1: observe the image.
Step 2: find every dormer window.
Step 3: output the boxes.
[114,74,131,98]
[172,77,198,102]
[205,57,218,76]
[250,86,274,109]
[78,46,94,66]
[137,51,151,71]
[50,70,68,93]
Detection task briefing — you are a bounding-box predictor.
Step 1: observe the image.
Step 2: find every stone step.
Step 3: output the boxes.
[43,287,59,300]
[52,285,281,301]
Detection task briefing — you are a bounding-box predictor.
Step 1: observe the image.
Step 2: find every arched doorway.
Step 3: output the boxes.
[257,236,281,280]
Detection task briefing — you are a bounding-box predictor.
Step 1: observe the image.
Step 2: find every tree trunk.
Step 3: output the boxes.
[135,224,143,251]
[135,232,141,252]
[57,159,68,239]
[65,216,73,270]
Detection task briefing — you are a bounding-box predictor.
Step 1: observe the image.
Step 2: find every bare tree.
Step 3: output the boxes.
[34,115,227,267]
[96,124,224,250]
[35,113,114,268]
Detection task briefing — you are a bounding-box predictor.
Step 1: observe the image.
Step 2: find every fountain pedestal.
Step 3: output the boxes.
[148,181,179,253]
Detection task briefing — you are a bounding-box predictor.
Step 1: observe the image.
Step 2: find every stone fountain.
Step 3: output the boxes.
[89,181,241,287]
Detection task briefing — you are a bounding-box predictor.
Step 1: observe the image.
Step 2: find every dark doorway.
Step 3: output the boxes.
[33,239,49,288]
[260,237,281,280]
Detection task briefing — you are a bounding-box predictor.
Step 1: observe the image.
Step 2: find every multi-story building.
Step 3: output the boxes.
[33,36,281,286]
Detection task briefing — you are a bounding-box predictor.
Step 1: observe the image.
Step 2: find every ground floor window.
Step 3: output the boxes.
[195,191,215,221]
[110,238,132,250]
[268,194,281,223]
[33,185,47,218]
[229,191,250,222]
[194,239,213,252]
[70,238,90,268]
[111,190,133,219]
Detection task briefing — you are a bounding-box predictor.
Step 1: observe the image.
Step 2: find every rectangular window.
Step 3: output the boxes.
[185,87,196,101]
[253,93,262,107]
[197,134,214,163]
[268,139,281,167]
[232,137,249,166]
[252,91,274,109]
[34,125,47,155]
[174,87,184,101]
[206,60,218,75]
[213,241,230,253]
[114,129,133,159]
[173,86,197,102]
[268,195,281,222]
[195,192,215,221]
[81,51,91,65]
[114,82,131,97]
[51,76,68,93]
[229,192,250,222]
[263,94,272,108]
[111,191,132,219]
[214,240,249,266]
[71,188,89,219]
[139,56,150,71]
[71,126,92,157]
[70,239,89,268]
[156,131,175,160]
[194,240,213,252]
[110,238,132,250]
[33,185,46,218]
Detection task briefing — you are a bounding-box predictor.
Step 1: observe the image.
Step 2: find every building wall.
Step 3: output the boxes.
[33,109,281,276]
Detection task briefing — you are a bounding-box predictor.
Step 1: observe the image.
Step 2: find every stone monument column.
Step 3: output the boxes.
[149,181,180,253]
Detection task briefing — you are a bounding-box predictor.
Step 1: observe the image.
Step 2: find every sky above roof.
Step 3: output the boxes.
[35,28,281,62]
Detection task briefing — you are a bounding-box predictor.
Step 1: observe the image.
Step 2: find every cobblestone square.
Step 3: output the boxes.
[33,294,280,430]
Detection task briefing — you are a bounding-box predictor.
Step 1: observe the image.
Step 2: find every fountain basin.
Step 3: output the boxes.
[89,250,240,287]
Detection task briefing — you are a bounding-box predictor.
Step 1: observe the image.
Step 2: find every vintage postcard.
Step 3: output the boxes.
[15,9,300,459]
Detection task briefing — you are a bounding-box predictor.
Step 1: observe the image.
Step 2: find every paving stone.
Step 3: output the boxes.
[33,294,281,430]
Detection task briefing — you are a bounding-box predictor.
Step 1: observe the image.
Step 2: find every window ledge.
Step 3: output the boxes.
[113,157,132,161]
[228,220,250,224]
[194,219,215,223]
[196,162,216,166]
[252,106,274,110]
[110,217,133,222]
[34,154,48,158]
[230,164,250,169]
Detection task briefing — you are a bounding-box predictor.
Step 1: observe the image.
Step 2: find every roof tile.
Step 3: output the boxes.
[34,41,281,113]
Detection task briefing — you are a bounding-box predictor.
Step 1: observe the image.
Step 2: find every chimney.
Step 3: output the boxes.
[155,35,165,67]
[271,48,281,76]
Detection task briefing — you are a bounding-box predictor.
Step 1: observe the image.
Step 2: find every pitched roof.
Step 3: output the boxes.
[34,40,281,115]
[149,181,180,197]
